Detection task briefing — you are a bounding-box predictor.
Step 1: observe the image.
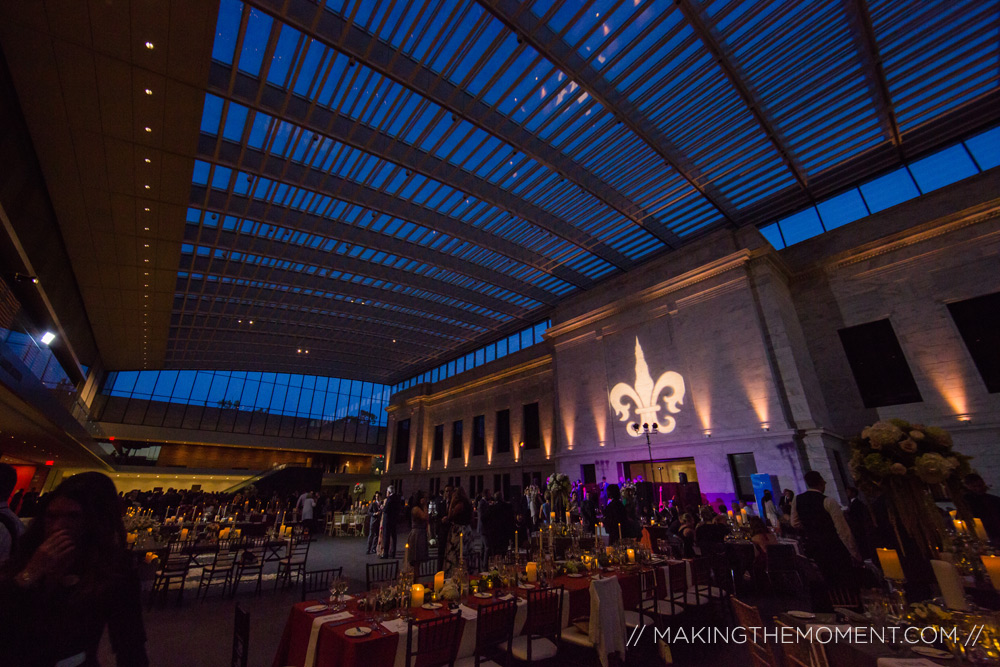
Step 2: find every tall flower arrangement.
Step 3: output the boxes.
[850,419,972,555]
[547,473,571,519]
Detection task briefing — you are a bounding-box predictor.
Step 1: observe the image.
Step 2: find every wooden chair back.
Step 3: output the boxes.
[525,586,563,639]
[475,599,516,666]
[231,605,249,667]
[405,613,463,667]
[302,567,344,601]
[367,560,399,590]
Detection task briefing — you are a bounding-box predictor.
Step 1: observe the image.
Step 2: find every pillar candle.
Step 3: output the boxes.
[736,514,744,525]
[565,511,570,524]
[982,555,1000,591]
[180,528,189,541]
[526,562,538,583]
[126,532,137,544]
[727,510,734,520]
[973,518,989,543]
[434,571,445,594]
[411,584,425,607]
[550,511,555,524]
[627,548,635,563]
[235,528,241,538]
[949,509,958,520]
[605,546,614,556]
[876,548,905,581]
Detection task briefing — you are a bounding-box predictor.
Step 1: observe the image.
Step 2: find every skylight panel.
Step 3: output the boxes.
[236,7,273,77]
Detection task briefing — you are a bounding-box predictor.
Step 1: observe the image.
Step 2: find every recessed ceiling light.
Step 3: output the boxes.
[144,127,151,132]
[144,185,150,189]
[144,208,150,212]
[145,42,154,50]
[144,244,149,248]
[144,158,151,163]
[145,88,153,95]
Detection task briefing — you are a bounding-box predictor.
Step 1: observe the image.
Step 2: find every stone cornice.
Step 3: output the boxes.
[545,249,764,339]
[823,200,1000,271]
[395,355,553,408]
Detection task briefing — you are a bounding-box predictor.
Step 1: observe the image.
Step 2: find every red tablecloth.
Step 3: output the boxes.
[273,566,684,667]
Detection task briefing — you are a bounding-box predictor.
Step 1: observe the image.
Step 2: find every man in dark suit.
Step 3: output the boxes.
[379,486,402,558]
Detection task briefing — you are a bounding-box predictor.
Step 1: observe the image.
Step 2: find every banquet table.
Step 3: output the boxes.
[776,611,965,666]
[273,562,686,667]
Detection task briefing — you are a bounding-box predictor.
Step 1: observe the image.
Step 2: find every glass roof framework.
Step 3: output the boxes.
[174,0,1000,384]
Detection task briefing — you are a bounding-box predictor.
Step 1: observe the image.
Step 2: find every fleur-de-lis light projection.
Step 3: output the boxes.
[609,338,686,436]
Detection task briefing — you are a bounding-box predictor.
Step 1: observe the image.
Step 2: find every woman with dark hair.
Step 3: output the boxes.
[407,491,430,569]
[0,471,149,666]
[443,486,473,577]
[679,513,697,558]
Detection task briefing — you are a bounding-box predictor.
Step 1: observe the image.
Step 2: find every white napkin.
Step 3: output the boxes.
[876,659,940,667]
[305,612,355,666]
[382,618,410,635]
[323,611,354,624]
[457,604,477,621]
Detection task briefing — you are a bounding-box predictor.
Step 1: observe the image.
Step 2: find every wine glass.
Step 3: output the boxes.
[329,577,340,610]
[337,576,350,610]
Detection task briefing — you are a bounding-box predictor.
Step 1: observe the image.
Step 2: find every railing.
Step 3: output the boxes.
[222,463,290,494]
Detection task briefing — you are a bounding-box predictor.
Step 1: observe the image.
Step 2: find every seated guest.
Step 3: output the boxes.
[695,507,731,555]
[748,515,778,578]
[0,472,149,666]
[679,513,697,558]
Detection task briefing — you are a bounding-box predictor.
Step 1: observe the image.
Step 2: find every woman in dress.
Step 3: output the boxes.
[407,491,429,570]
[0,472,149,666]
[679,512,697,558]
[443,486,473,577]
[366,492,382,554]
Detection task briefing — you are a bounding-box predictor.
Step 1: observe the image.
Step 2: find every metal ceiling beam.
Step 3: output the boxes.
[182,251,517,334]
[190,159,559,307]
[675,0,813,200]
[243,0,684,249]
[208,63,633,271]
[163,346,397,382]
[842,0,903,151]
[187,189,541,317]
[168,319,430,364]
[199,138,592,291]
[179,258,501,332]
[475,0,741,230]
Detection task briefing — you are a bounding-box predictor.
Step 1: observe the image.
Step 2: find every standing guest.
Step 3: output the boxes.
[599,477,609,510]
[407,491,430,570]
[486,491,515,559]
[300,491,317,535]
[791,471,859,585]
[963,473,1000,545]
[581,494,597,534]
[365,493,382,554]
[603,485,628,546]
[443,487,473,577]
[527,489,539,527]
[0,472,149,666]
[0,464,26,564]
[540,494,551,527]
[435,486,453,572]
[761,489,782,534]
[476,489,490,539]
[379,486,402,559]
[779,489,795,517]
[845,486,873,560]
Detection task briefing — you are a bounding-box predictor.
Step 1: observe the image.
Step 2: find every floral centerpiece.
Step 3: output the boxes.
[850,419,972,555]
[123,513,154,532]
[353,482,365,500]
[547,473,571,520]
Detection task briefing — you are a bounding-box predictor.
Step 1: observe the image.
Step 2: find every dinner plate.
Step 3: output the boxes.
[421,603,443,610]
[911,646,952,659]
[474,592,493,598]
[567,573,585,578]
[345,626,373,638]
[518,584,536,589]
[304,605,328,613]
[787,611,816,619]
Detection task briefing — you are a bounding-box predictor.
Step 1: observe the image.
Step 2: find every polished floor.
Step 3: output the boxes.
[98,531,803,666]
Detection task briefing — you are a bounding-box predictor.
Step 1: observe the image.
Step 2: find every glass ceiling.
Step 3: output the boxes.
[172,0,999,384]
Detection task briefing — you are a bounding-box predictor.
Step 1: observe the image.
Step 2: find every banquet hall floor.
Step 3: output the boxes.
[99,531,805,667]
